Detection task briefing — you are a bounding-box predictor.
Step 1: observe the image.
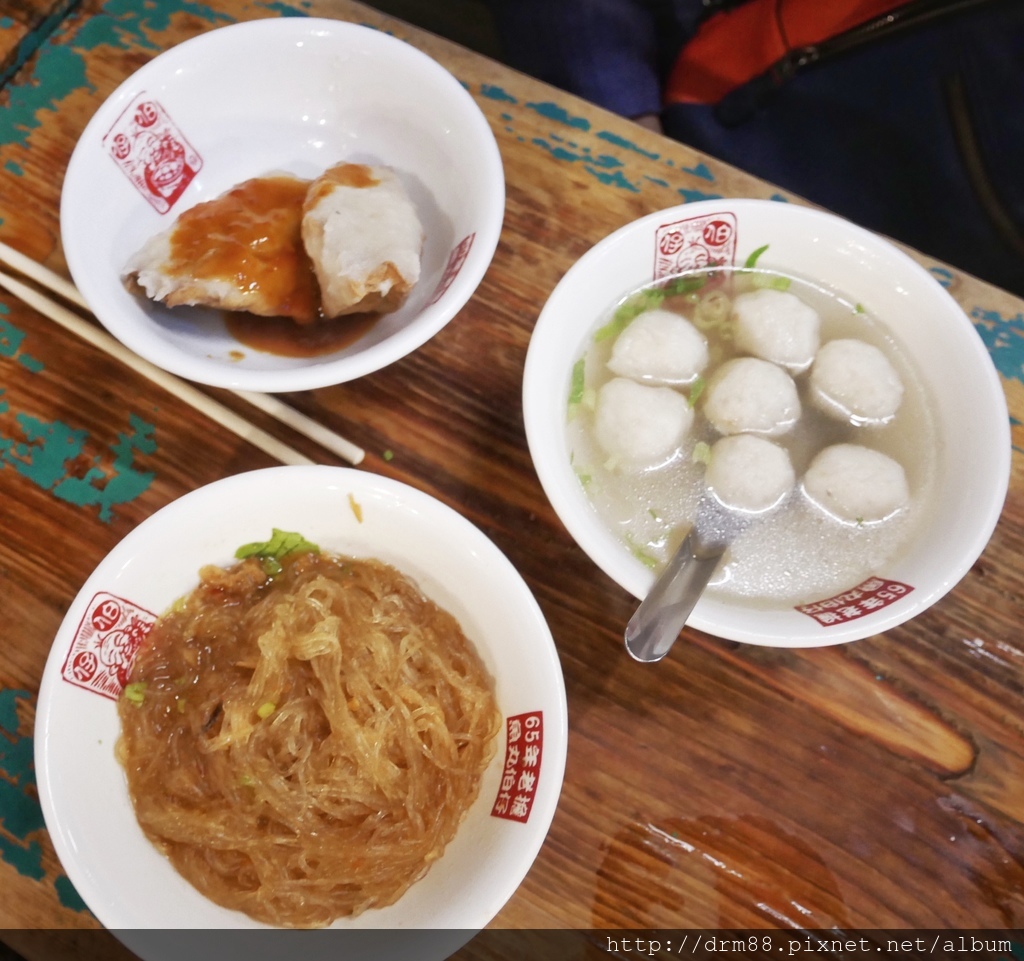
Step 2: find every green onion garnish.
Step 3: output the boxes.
[744,244,769,269]
[568,356,586,414]
[124,682,147,705]
[235,529,319,576]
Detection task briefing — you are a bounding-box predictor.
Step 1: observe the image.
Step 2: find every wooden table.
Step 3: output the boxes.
[1,0,1022,955]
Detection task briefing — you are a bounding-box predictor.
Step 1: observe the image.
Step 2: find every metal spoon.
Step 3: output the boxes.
[625,495,741,663]
[624,527,727,663]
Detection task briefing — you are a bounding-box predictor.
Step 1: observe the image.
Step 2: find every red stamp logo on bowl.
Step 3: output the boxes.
[60,592,156,699]
[491,711,543,823]
[654,212,737,279]
[103,93,203,213]
[429,233,475,305]
[796,577,914,626]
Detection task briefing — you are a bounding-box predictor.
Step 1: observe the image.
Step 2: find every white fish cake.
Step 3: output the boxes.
[703,356,801,436]
[122,173,319,321]
[594,377,693,467]
[803,443,909,523]
[733,287,820,373]
[125,227,238,308]
[810,338,904,425]
[607,308,709,385]
[302,162,424,318]
[706,434,795,513]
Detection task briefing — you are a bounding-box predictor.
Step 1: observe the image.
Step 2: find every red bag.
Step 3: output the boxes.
[665,0,907,105]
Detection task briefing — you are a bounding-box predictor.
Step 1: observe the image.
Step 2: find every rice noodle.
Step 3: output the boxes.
[116,552,500,928]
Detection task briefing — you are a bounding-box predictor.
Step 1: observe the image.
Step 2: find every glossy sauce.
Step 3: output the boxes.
[303,161,380,208]
[225,310,378,357]
[166,172,386,355]
[167,175,319,323]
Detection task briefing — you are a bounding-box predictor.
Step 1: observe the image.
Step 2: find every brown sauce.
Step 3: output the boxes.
[165,169,390,355]
[303,162,379,209]
[167,175,319,323]
[225,310,379,357]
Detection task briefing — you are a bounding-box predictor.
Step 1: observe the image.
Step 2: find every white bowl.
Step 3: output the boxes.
[523,199,1010,647]
[60,18,505,392]
[35,466,566,948]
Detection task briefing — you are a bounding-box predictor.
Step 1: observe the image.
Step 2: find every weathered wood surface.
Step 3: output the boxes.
[1,0,1022,951]
[0,0,79,84]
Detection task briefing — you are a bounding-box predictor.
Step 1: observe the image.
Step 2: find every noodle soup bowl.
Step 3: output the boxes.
[36,467,566,950]
[523,199,1010,647]
[60,17,504,392]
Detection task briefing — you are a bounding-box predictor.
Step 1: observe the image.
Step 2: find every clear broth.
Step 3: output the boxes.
[567,268,941,607]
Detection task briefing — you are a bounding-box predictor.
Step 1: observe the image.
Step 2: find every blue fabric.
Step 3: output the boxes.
[662,4,1024,297]
[486,0,1024,297]
[485,0,705,119]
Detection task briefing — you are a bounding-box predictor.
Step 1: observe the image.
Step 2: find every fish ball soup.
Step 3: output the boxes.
[566,267,940,606]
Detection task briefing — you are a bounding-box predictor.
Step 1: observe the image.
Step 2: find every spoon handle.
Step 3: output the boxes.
[624,530,726,663]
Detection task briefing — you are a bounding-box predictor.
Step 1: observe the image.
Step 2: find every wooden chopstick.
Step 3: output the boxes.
[0,267,318,467]
[0,238,85,309]
[232,389,364,464]
[0,240,365,466]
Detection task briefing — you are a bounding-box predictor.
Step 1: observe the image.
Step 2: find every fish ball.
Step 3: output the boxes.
[810,338,904,425]
[733,287,820,372]
[594,377,693,467]
[607,308,709,385]
[706,434,795,513]
[703,357,801,436]
[803,444,909,523]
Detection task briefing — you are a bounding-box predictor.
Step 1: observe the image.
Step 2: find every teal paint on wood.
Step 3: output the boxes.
[0,687,87,912]
[1,308,158,521]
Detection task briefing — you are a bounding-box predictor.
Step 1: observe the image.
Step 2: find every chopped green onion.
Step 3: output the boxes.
[692,441,712,466]
[744,244,769,269]
[235,529,320,572]
[593,316,628,343]
[382,449,395,461]
[751,271,791,291]
[124,682,147,705]
[260,557,282,577]
[257,701,276,720]
[567,357,586,415]
[236,528,319,560]
[663,274,708,295]
[594,287,667,341]
[687,376,706,408]
[628,542,659,570]
[625,533,660,570]
[166,594,189,616]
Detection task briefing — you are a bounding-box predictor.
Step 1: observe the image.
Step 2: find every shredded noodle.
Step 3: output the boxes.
[116,552,501,928]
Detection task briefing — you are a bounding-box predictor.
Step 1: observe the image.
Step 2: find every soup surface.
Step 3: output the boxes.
[566,267,940,606]
[117,548,500,927]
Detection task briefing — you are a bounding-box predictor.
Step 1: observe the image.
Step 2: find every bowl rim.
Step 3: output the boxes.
[523,198,1011,646]
[34,465,568,933]
[60,17,506,393]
